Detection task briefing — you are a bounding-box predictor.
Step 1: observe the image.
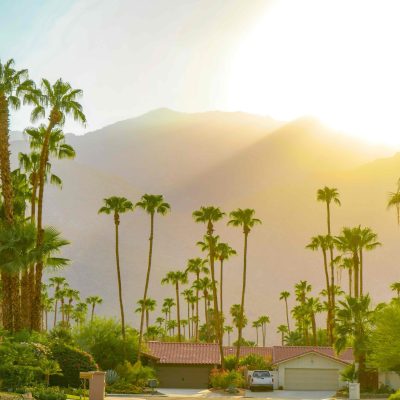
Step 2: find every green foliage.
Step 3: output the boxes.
[106,381,142,394]
[209,369,246,389]
[105,369,119,385]
[50,342,97,387]
[32,387,67,400]
[388,389,400,400]
[115,361,155,387]
[340,363,358,382]
[370,301,400,372]
[73,318,139,370]
[223,356,237,371]
[238,354,272,370]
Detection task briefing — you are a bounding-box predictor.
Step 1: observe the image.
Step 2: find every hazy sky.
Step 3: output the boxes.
[2,0,400,146]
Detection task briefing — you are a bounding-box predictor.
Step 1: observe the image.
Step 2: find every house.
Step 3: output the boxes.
[143,342,354,390]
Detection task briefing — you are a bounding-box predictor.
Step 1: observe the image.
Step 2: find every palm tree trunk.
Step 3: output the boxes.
[91,304,95,322]
[236,231,248,363]
[45,310,48,331]
[285,299,291,332]
[322,249,333,345]
[0,94,15,331]
[353,251,360,298]
[187,301,191,339]
[228,331,231,346]
[146,309,149,331]
[53,298,58,327]
[262,323,266,347]
[139,212,154,357]
[359,249,364,297]
[196,272,199,341]
[175,283,181,341]
[256,327,258,346]
[349,268,352,297]
[311,313,317,345]
[220,259,224,343]
[204,294,208,325]
[114,217,125,339]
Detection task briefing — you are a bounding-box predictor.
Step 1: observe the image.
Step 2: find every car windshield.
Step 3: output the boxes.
[253,371,270,378]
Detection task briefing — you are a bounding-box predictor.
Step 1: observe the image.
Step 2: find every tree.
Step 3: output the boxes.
[182,288,194,338]
[390,282,400,299]
[186,257,208,341]
[98,196,134,339]
[136,194,170,356]
[0,59,35,331]
[258,315,270,347]
[252,319,262,346]
[135,298,157,331]
[387,179,400,225]
[49,277,67,327]
[215,242,236,329]
[279,291,291,332]
[228,208,261,363]
[193,206,225,366]
[86,296,103,322]
[224,325,233,346]
[277,325,288,345]
[230,304,248,350]
[30,78,85,331]
[305,297,323,345]
[161,270,188,341]
[162,298,175,323]
[335,295,374,388]
[339,257,354,297]
[306,235,334,343]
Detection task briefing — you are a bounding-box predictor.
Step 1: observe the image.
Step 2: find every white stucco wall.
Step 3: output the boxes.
[277,353,348,388]
[379,372,400,390]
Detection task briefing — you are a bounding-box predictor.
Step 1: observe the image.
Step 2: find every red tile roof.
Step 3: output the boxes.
[144,342,353,366]
[272,346,353,364]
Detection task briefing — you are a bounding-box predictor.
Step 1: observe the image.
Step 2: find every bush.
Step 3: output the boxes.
[209,369,246,389]
[32,387,67,400]
[238,354,272,371]
[74,318,139,370]
[106,380,143,394]
[224,356,237,371]
[50,342,98,387]
[105,369,119,385]
[115,361,155,387]
[340,363,358,382]
[389,390,400,400]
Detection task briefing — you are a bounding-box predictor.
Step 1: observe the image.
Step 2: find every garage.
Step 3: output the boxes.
[156,364,212,388]
[285,368,340,390]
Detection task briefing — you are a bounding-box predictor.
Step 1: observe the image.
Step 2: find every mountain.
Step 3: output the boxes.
[9,109,399,344]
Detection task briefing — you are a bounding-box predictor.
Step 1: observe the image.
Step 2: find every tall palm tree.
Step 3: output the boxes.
[0,59,35,331]
[390,282,400,299]
[279,291,291,332]
[252,319,262,346]
[136,194,170,355]
[135,298,157,331]
[155,316,165,328]
[42,295,54,331]
[215,242,236,323]
[31,78,85,331]
[305,297,323,345]
[73,302,88,326]
[224,325,233,346]
[230,304,248,350]
[357,226,381,296]
[162,297,175,323]
[339,257,354,297]
[277,324,288,346]
[387,179,400,225]
[98,196,134,339]
[228,208,261,362]
[161,270,188,341]
[86,296,103,322]
[186,257,208,341]
[306,235,334,343]
[193,206,225,366]
[49,276,67,327]
[258,315,270,347]
[182,288,194,338]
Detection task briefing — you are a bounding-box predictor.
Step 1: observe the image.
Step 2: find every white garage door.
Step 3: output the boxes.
[285,368,340,390]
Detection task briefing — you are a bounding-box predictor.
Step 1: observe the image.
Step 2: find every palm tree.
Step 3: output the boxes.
[193,206,225,366]
[30,78,85,331]
[305,297,323,345]
[167,319,178,336]
[258,315,270,347]
[86,296,103,322]
[228,208,261,362]
[306,235,334,343]
[186,257,208,341]
[136,194,170,355]
[73,302,88,326]
[335,295,374,387]
[277,325,288,345]
[49,277,67,327]
[135,298,157,331]
[162,297,175,323]
[0,59,35,331]
[390,282,400,299]
[98,196,134,339]
[339,257,354,297]
[215,242,236,323]
[387,179,400,225]
[357,226,381,296]
[155,316,165,328]
[182,288,194,338]
[279,291,291,332]
[161,270,188,341]
[230,304,248,350]
[252,319,262,346]
[195,276,212,326]
[224,325,233,346]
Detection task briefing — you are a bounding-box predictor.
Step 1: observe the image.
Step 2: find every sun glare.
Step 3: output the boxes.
[226,0,400,146]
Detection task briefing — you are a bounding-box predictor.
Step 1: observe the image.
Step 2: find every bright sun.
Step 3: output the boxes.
[226,0,400,147]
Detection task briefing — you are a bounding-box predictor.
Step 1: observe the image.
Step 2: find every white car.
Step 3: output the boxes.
[248,370,274,391]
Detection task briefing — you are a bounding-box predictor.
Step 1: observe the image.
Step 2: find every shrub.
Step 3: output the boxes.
[389,390,400,400]
[73,318,139,370]
[238,354,272,371]
[32,387,67,400]
[115,361,155,387]
[50,343,98,387]
[106,380,142,394]
[340,363,357,382]
[210,369,246,389]
[224,356,237,371]
[105,369,119,385]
